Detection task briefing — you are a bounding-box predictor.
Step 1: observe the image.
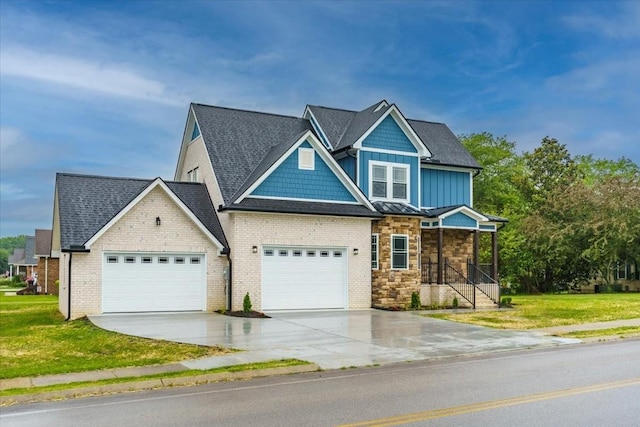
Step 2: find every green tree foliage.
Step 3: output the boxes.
[0,249,9,273]
[0,235,26,252]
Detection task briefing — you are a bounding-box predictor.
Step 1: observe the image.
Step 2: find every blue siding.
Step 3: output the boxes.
[421,168,471,207]
[361,116,417,153]
[480,224,496,231]
[442,212,477,228]
[358,151,419,206]
[251,142,356,202]
[337,156,356,181]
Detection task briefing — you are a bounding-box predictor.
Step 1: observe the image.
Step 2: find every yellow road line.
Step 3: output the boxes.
[340,377,640,427]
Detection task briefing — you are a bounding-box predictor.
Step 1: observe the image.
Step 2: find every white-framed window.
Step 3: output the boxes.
[391,234,408,270]
[616,262,627,280]
[371,234,379,270]
[298,147,315,170]
[370,161,409,202]
[187,167,199,182]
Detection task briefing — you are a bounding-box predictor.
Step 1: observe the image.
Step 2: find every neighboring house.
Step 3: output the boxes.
[582,261,640,293]
[8,237,37,278]
[55,99,506,319]
[35,229,60,295]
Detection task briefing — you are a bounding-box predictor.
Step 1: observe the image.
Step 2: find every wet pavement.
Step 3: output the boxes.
[90,309,577,370]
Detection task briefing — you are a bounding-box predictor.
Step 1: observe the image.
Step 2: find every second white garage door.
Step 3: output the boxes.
[261,247,347,310]
[102,253,206,313]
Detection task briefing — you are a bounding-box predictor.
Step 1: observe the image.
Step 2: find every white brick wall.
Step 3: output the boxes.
[228,211,373,311]
[62,186,227,320]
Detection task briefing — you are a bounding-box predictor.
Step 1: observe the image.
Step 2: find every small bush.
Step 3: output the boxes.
[452,296,459,308]
[410,292,421,310]
[243,293,252,313]
[500,297,512,307]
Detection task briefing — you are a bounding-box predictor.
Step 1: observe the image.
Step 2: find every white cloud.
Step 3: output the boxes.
[0,47,186,106]
[563,3,640,40]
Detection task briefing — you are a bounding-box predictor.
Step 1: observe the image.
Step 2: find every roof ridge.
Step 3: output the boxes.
[407,118,447,126]
[57,172,154,182]
[308,105,358,114]
[192,103,304,120]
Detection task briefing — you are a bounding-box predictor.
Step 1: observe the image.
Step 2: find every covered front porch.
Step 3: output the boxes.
[371,203,506,309]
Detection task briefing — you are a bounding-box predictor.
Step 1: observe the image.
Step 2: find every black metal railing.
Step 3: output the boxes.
[444,263,475,307]
[468,260,500,304]
[421,259,437,284]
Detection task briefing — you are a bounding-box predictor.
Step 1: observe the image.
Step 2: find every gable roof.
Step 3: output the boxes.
[55,173,227,251]
[191,104,313,205]
[422,204,507,223]
[307,103,480,169]
[35,229,52,257]
[8,248,25,265]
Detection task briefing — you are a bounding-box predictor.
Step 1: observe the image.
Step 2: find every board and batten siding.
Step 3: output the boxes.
[421,168,471,208]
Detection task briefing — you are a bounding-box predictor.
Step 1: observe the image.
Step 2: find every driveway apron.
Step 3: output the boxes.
[89,310,577,370]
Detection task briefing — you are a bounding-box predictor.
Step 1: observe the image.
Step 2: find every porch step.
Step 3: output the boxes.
[474,291,498,308]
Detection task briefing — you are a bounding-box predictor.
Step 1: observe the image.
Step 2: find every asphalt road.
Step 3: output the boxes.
[2,340,639,426]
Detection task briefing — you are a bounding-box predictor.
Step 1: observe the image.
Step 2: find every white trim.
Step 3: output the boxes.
[234,131,377,212]
[174,105,198,180]
[358,147,421,157]
[439,206,488,222]
[420,163,476,173]
[368,160,410,203]
[352,105,431,158]
[245,194,362,205]
[303,107,333,149]
[469,170,474,209]
[391,234,409,270]
[374,100,388,112]
[84,178,225,251]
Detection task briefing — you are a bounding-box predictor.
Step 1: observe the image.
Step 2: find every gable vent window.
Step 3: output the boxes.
[298,147,315,170]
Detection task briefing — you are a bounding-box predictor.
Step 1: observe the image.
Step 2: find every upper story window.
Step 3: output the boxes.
[298,147,315,170]
[187,167,199,182]
[191,123,201,140]
[370,162,408,202]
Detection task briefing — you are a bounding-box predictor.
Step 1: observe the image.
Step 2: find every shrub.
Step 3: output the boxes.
[500,297,512,307]
[452,296,459,308]
[243,293,252,313]
[410,292,421,310]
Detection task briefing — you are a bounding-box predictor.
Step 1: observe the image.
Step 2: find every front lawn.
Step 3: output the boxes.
[0,294,228,379]
[426,294,640,329]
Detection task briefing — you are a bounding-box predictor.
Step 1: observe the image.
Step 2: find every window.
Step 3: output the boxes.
[298,147,315,170]
[616,262,627,280]
[175,257,185,264]
[293,250,302,257]
[279,250,288,257]
[307,251,316,257]
[320,251,329,257]
[141,257,152,264]
[264,249,274,256]
[107,256,118,264]
[370,162,408,201]
[191,123,200,140]
[187,167,199,182]
[158,257,169,264]
[391,235,408,269]
[333,251,342,257]
[125,256,136,264]
[371,234,378,269]
[190,257,200,264]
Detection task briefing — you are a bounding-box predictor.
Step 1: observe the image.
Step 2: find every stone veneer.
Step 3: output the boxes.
[421,228,474,277]
[371,216,421,307]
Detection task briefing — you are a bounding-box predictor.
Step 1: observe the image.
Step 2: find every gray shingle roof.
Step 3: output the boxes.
[24,236,37,265]
[307,103,481,169]
[192,104,313,205]
[8,248,25,265]
[56,173,227,251]
[35,229,52,257]
[221,198,382,218]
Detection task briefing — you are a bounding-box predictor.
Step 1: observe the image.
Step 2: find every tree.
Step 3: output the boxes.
[0,249,8,274]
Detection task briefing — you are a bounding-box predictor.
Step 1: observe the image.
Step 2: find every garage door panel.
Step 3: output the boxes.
[102,253,205,313]
[262,247,347,310]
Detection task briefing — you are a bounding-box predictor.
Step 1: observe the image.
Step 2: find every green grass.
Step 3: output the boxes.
[0,294,229,379]
[0,359,310,397]
[425,294,640,330]
[558,326,640,339]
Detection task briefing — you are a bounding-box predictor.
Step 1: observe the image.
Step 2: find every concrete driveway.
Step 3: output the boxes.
[89,310,577,370]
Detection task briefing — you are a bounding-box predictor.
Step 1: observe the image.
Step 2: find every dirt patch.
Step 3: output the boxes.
[224,311,270,319]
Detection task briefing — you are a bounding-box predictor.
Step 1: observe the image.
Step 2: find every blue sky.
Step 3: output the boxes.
[1,1,638,237]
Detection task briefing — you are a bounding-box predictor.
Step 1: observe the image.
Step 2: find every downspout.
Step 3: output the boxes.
[66,252,72,321]
[222,248,232,311]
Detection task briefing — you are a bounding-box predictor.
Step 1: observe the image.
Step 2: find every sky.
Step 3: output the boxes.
[1,0,639,237]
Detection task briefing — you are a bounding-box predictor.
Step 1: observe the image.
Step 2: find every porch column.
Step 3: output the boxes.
[437,228,444,284]
[491,231,498,281]
[473,230,480,267]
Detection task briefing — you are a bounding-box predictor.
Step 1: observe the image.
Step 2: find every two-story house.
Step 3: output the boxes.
[54,100,505,319]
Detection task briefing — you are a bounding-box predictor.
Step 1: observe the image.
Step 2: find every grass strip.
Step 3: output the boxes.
[0,359,310,397]
[555,326,640,339]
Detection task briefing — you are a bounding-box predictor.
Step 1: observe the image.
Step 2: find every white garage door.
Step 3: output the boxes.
[102,253,206,313]
[261,247,347,310]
